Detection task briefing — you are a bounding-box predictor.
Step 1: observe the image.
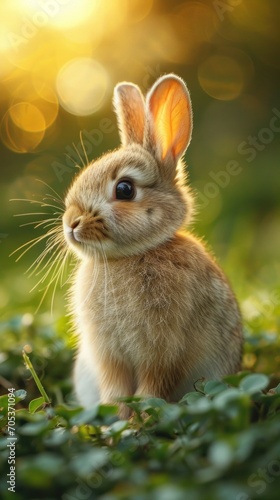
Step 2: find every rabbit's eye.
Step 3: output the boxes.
[115,180,135,200]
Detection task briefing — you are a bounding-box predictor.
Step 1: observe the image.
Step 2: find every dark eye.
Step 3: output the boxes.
[115,180,135,200]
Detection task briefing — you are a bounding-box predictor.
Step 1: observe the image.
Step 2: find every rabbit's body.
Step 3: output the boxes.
[73,232,241,411]
[63,75,243,416]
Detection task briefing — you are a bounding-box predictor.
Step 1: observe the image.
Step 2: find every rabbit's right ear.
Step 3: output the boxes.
[113,83,145,147]
[145,74,192,177]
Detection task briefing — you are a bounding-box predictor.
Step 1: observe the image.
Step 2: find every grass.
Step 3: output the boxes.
[0,310,280,500]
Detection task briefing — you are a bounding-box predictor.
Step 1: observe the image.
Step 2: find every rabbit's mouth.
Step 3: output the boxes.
[63,225,82,245]
[64,223,109,246]
[62,207,110,249]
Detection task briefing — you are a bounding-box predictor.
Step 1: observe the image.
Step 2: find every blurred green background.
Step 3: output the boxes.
[0,0,280,341]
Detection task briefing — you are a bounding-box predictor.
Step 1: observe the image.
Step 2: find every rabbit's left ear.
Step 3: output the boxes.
[113,83,145,146]
[145,74,192,169]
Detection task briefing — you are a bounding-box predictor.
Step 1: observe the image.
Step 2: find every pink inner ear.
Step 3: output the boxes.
[149,78,192,162]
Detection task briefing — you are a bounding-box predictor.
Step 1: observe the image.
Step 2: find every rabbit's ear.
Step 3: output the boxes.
[145,74,192,172]
[113,83,145,146]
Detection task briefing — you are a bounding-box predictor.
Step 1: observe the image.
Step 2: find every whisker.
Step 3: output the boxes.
[10,228,61,260]
[26,234,64,277]
[81,246,99,305]
[10,179,73,312]
[14,212,50,217]
[64,154,81,170]
[51,249,70,313]
[34,249,68,314]
[35,179,64,204]
[72,142,85,168]
[30,245,67,291]
[14,212,63,218]
[19,217,62,229]
[59,249,70,288]
[80,130,89,165]
[42,195,63,207]
[10,198,63,212]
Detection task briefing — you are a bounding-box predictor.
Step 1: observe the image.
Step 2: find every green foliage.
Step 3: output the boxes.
[0,315,280,499]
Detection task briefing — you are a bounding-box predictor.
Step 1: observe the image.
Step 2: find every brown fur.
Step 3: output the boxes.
[62,74,243,417]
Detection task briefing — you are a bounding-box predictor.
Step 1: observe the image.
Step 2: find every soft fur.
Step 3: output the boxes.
[62,74,243,418]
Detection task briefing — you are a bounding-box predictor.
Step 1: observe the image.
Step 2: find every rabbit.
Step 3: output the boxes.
[62,74,243,418]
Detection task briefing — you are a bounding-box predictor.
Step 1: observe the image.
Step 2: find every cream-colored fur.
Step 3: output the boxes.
[63,74,243,418]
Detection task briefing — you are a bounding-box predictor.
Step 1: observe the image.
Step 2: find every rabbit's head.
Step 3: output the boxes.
[63,74,194,259]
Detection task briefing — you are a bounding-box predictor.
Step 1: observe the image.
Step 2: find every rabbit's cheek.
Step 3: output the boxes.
[80,219,109,242]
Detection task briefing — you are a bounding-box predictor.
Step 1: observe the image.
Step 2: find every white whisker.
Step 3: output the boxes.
[64,153,81,170]
[10,228,61,261]
[19,217,61,229]
[72,142,85,168]
[36,179,64,204]
[80,130,89,165]
[26,235,64,277]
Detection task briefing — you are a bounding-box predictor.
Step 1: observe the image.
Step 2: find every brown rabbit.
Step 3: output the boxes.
[63,74,243,418]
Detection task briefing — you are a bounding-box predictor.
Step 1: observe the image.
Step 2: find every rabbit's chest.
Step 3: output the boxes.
[76,258,186,362]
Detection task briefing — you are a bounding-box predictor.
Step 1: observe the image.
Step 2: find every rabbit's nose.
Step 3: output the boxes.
[70,217,81,230]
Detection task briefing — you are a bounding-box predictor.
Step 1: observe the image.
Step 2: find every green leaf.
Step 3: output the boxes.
[98,404,119,417]
[208,441,234,469]
[187,397,212,414]
[144,397,168,408]
[108,420,128,436]
[43,427,69,447]
[223,372,251,387]
[271,383,280,394]
[180,391,205,404]
[239,373,269,394]
[70,448,109,476]
[29,396,45,414]
[70,406,99,425]
[153,485,191,500]
[19,420,50,436]
[15,389,27,401]
[213,388,243,410]
[55,404,84,422]
[0,394,8,412]
[204,380,228,396]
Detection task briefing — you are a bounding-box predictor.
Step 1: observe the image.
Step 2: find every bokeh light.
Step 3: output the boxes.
[56,58,109,116]
[9,102,45,132]
[170,1,218,63]
[198,55,244,101]
[1,104,45,153]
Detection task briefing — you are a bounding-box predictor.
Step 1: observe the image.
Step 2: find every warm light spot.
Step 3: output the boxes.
[198,55,244,101]
[170,2,218,63]
[9,102,46,132]
[56,58,109,116]
[128,0,154,23]
[1,106,45,153]
[230,0,270,37]
[243,353,257,369]
[146,15,185,64]
[61,21,103,48]
[31,56,68,89]
[23,343,33,353]
[10,81,59,130]
[22,313,34,327]
[46,0,99,30]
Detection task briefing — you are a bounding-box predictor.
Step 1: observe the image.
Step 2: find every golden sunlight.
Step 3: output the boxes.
[56,58,109,116]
